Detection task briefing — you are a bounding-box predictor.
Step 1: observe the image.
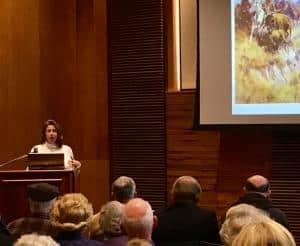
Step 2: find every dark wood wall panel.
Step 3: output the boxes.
[218,128,271,191]
[109,0,167,209]
[271,132,300,244]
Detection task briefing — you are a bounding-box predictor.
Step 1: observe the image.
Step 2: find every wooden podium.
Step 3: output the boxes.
[0,168,79,223]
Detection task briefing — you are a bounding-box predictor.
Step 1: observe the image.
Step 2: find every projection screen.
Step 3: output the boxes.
[199,0,300,125]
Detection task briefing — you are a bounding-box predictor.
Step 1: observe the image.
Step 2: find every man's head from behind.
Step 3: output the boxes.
[122,198,153,240]
[244,175,271,197]
[171,176,202,203]
[112,176,136,203]
[27,182,59,215]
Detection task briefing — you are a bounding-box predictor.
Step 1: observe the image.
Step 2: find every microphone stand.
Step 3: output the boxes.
[0,154,28,168]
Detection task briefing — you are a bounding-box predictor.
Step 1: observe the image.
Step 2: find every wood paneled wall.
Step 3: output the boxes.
[167,91,220,209]
[167,91,272,217]
[0,0,109,213]
[0,0,41,161]
[109,0,167,210]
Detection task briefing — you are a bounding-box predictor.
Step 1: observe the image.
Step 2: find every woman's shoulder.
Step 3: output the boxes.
[62,145,73,151]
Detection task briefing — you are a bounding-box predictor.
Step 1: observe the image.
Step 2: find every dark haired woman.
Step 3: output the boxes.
[31,119,80,169]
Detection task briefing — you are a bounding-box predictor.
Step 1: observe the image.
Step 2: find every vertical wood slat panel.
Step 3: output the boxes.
[271,131,300,244]
[109,0,167,209]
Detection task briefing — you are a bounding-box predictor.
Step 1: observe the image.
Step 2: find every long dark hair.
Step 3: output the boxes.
[41,119,63,148]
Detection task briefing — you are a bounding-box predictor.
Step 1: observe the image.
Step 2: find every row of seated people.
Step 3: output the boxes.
[0,175,296,246]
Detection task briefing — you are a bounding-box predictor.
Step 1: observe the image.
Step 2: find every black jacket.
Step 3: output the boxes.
[152,200,220,244]
[0,220,13,246]
[234,192,290,230]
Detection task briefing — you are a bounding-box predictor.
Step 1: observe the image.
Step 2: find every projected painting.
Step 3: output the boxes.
[232,0,300,114]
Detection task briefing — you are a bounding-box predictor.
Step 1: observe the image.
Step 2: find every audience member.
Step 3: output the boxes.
[232,219,296,246]
[7,183,59,240]
[112,176,136,203]
[152,176,220,244]
[122,198,155,244]
[14,233,59,246]
[90,201,127,245]
[50,193,103,246]
[88,176,136,239]
[233,174,289,229]
[220,204,269,245]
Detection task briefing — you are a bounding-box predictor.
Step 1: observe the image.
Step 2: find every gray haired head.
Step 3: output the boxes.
[112,176,136,203]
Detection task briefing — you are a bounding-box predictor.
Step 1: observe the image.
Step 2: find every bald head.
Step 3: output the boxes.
[244,175,270,194]
[248,175,268,187]
[171,176,202,202]
[122,198,153,240]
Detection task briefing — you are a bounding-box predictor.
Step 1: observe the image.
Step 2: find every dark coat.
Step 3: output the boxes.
[56,230,104,246]
[0,220,13,246]
[233,192,290,229]
[152,200,220,244]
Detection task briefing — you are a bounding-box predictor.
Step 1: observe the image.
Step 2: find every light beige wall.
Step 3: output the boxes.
[180,0,197,89]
